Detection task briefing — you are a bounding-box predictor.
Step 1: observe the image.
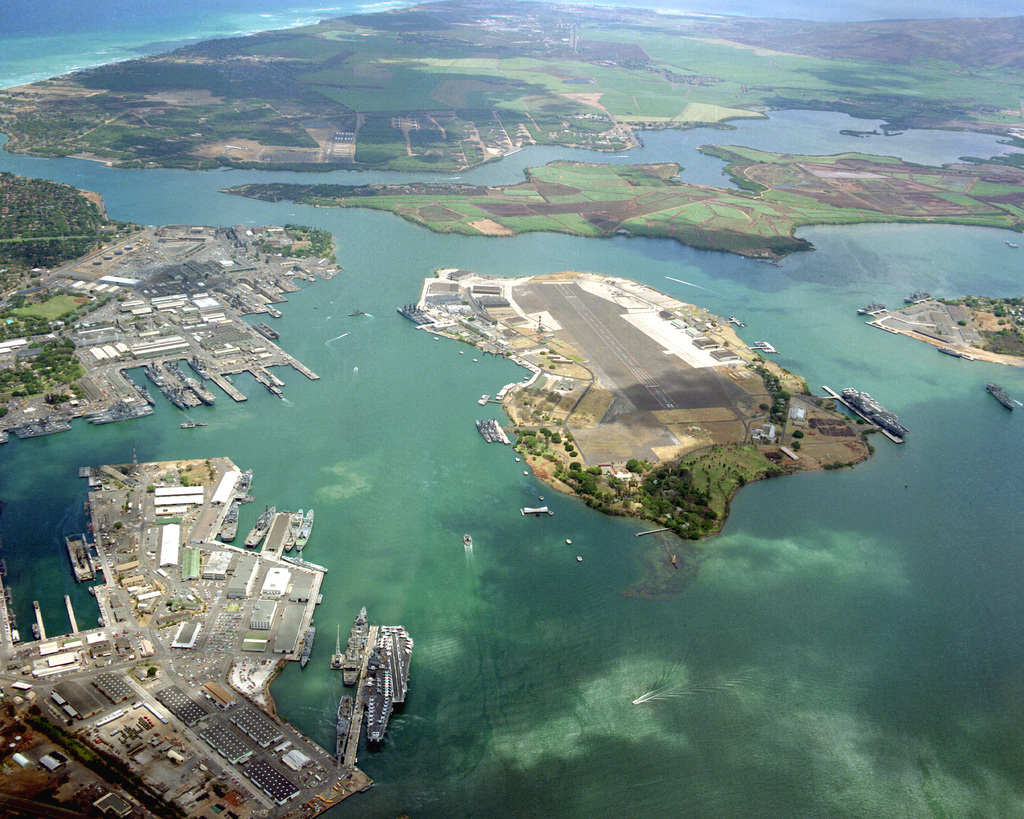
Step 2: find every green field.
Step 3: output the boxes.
[4,1,1024,172]
[225,151,1024,258]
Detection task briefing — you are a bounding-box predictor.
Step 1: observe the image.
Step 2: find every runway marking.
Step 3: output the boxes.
[554,283,677,410]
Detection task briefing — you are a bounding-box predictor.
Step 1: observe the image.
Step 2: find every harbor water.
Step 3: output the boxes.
[3,6,1024,815]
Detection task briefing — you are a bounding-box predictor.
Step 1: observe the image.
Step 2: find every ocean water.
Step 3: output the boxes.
[4,4,1024,818]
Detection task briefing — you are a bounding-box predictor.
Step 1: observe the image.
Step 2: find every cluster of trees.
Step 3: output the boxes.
[0,338,83,398]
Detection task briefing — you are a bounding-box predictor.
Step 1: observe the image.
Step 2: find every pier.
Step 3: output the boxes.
[64,595,78,634]
[342,624,379,768]
[635,527,671,537]
[0,574,13,646]
[822,386,905,444]
[207,372,247,402]
[33,600,46,641]
[261,512,292,560]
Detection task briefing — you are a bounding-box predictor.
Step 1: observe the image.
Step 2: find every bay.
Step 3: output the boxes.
[3,16,1024,817]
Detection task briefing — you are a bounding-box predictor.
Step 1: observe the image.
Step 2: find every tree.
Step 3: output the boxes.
[625,458,641,473]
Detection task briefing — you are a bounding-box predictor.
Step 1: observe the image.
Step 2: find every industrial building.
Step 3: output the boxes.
[251,600,276,630]
[288,571,314,602]
[227,554,259,599]
[203,550,232,581]
[159,524,181,567]
[273,605,304,654]
[261,567,291,598]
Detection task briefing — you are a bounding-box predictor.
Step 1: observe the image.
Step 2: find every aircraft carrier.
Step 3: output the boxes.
[365,625,413,744]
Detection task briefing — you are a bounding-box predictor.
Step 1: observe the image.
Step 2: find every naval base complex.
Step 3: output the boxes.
[0,457,387,817]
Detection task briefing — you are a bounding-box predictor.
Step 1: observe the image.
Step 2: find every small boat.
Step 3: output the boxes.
[566,539,572,545]
[1006,241,1019,248]
[576,556,583,562]
[463,534,473,548]
[349,309,366,316]
[180,419,207,429]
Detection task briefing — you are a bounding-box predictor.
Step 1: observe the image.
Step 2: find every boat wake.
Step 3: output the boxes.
[665,275,720,296]
[325,332,350,346]
[632,674,748,704]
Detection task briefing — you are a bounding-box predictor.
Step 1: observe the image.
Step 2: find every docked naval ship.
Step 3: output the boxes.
[10,417,72,439]
[244,506,275,548]
[342,607,369,686]
[85,399,154,425]
[364,625,414,744]
[300,625,315,667]
[336,695,354,760]
[840,388,908,439]
[219,500,240,542]
[295,509,314,551]
[284,509,304,552]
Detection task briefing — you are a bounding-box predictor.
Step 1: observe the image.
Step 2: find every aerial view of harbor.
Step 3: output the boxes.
[3,0,1024,817]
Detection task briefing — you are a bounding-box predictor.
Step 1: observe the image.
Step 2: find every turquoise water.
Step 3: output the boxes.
[5,9,1024,817]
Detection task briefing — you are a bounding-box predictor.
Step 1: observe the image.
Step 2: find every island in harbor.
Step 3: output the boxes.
[404,269,876,594]
[227,149,1024,260]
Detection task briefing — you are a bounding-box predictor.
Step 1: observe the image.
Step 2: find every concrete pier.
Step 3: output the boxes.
[342,624,379,768]
[0,575,13,646]
[208,372,247,402]
[64,595,79,634]
[261,512,292,560]
[33,600,46,641]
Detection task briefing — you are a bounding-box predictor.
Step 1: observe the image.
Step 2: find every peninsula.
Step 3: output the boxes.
[2,1,1023,172]
[859,290,1024,367]
[403,269,873,580]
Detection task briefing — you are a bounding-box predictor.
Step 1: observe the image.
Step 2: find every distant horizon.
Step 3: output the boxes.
[1,0,1020,88]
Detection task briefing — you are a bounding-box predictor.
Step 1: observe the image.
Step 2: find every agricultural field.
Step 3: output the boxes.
[225,151,1024,258]
[2,0,1024,172]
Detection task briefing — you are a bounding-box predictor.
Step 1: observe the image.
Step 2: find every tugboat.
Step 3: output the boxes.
[349,309,366,317]
[987,382,1014,410]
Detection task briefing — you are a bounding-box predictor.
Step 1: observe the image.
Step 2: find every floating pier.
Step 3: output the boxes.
[64,594,78,634]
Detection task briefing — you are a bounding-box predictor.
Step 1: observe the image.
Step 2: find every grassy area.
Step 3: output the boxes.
[5,1,1024,171]
[226,149,1024,258]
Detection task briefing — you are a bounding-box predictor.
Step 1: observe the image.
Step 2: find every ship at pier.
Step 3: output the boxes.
[840,388,908,439]
[244,506,275,548]
[342,607,369,686]
[295,508,314,551]
[365,625,414,744]
[336,695,354,760]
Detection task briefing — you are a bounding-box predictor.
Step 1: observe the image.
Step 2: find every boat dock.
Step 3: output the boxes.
[207,372,247,402]
[0,574,13,646]
[64,594,78,634]
[341,624,380,767]
[822,385,905,444]
[33,600,46,641]
[261,512,293,560]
